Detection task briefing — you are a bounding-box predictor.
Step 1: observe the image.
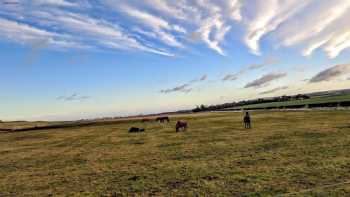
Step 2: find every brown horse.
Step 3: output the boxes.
[176,120,187,132]
[141,118,151,123]
[156,116,170,123]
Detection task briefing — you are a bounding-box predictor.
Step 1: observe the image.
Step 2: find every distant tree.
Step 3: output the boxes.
[192,105,201,113]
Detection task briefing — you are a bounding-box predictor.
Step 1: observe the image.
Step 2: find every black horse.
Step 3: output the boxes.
[129,127,145,133]
[243,112,251,129]
[156,116,170,123]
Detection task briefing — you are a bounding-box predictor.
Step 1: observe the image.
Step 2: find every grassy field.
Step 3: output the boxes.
[0,121,60,131]
[231,94,350,110]
[1,111,350,196]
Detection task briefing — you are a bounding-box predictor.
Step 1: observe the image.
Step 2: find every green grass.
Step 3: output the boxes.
[232,94,350,109]
[1,111,350,196]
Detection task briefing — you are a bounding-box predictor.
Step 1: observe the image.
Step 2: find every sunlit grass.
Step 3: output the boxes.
[1,111,350,196]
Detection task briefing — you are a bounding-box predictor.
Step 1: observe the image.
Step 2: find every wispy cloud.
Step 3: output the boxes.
[32,0,79,7]
[2,1,19,5]
[279,1,350,58]
[241,0,350,57]
[56,93,91,101]
[0,3,174,56]
[0,0,350,57]
[223,57,278,82]
[200,74,207,81]
[245,72,287,88]
[309,64,350,83]
[192,15,231,55]
[222,73,238,81]
[242,0,308,55]
[190,74,208,83]
[161,74,208,94]
[160,84,191,94]
[247,57,279,70]
[259,86,288,95]
[114,3,185,48]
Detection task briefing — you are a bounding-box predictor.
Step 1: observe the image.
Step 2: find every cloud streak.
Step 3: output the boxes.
[309,64,350,83]
[0,3,174,56]
[56,93,91,101]
[259,86,288,95]
[223,57,278,82]
[222,73,238,81]
[245,72,287,88]
[160,84,191,94]
[190,74,208,83]
[160,74,207,94]
[0,0,350,57]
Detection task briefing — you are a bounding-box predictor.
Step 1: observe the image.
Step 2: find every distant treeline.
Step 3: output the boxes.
[192,94,310,112]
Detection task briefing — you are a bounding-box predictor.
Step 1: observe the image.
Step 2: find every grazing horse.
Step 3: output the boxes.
[141,118,151,123]
[243,112,251,129]
[156,116,170,123]
[176,120,187,132]
[129,127,145,133]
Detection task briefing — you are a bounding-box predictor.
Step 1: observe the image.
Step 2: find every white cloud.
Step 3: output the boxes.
[0,18,53,42]
[0,0,349,58]
[242,0,309,55]
[193,14,231,55]
[131,0,239,55]
[0,8,174,56]
[278,0,350,58]
[324,31,350,58]
[108,3,184,48]
[281,1,350,46]
[0,17,84,50]
[32,0,78,7]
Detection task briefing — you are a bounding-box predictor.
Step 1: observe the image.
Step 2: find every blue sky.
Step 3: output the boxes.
[0,0,350,121]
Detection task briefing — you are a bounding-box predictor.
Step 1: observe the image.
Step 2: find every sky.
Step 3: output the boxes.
[0,0,350,121]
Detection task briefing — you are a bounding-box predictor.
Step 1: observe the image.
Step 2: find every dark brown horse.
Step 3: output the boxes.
[176,120,187,132]
[243,112,251,129]
[156,116,170,123]
[129,127,145,133]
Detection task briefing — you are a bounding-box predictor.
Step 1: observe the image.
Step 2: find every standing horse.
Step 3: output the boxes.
[156,116,170,123]
[243,112,251,129]
[176,120,187,132]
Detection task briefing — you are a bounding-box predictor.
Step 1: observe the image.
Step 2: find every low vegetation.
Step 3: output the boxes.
[1,110,350,196]
[192,92,350,112]
[237,94,350,110]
